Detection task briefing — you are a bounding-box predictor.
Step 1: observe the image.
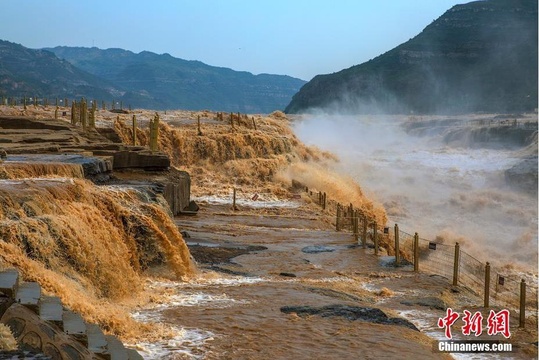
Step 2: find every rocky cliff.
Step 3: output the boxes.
[285,0,538,114]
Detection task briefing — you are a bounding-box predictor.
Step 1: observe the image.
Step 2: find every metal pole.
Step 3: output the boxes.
[519,279,526,328]
[484,262,490,307]
[413,233,419,272]
[394,224,400,266]
[453,242,460,286]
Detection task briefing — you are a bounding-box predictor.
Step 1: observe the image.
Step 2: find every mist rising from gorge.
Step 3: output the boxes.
[293,113,538,267]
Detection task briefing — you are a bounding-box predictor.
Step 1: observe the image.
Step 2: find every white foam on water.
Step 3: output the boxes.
[194,195,301,209]
[178,275,266,288]
[130,275,265,358]
[301,276,355,284]
[130,326,215,360]
[142,275,266,292]
[0,177,75,185]
[161,292,249,309]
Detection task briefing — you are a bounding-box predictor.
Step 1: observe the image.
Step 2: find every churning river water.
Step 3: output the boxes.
[128,114,536,359]
[293,114,538,269]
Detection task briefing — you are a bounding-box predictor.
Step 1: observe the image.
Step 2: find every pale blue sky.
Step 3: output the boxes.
[1,0,465,80]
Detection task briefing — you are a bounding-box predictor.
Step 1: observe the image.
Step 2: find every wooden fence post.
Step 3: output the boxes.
[413,233,419,272]
[484,262,490,307]
[394,224,400,266]
[362,216,367,248]
[89,105,96,129]
[336,204,341,231]
[373,221,378,255]
[132,115,137,146]
[453,242,460,286]
[233,188,237,211]
[519,279,526,328]
[348,204,353,231]
[150,112,160,152]
[322,192,327,210]
[80,99,87,132]
[353,210,358,244]
[71,100,76,125]
[148,116,154,150]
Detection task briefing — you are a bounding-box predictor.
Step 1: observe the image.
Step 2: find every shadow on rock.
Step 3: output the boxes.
[281,304,419,331]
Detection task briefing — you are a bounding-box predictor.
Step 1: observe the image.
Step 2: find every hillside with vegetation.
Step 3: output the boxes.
[285,0,538,114]
[46,46,306,113]
[0,40,306,113]
[0,40,119,100]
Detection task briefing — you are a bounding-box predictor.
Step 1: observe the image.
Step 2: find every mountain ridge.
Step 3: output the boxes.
[46,46,306,113]
[285,0,538,114]
[0,40,306,113]
[0,40,121,100]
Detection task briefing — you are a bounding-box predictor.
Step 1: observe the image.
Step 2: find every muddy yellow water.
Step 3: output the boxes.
[0,178,195,338]
[128,202,532,360]
[0,108,535,359]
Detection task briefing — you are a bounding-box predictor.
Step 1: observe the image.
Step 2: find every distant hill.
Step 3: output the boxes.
[285,0,538,114]
[0,40,120,100]
[45,46,306,113]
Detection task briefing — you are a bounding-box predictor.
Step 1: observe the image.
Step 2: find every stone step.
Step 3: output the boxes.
[87,323,109,358]
[38,296,63,323]
[1,303,95,359]
[0,272,143,358]
[15,282,40,311]
[127,348,145,360]
[0,269,19,297]
[63,310,88,346]
[105,335,129,360]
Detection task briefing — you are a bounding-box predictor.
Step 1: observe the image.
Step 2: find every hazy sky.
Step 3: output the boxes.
[1,0,465,80]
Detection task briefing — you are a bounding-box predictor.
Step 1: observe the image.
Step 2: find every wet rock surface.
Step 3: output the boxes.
[188,244,267,264]
[306,287,361,302]
[280,304,419,331]
[301,245,336,253]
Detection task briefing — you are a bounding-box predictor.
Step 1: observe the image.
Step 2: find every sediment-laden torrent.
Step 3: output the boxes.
[0,107,535,359]
[0,175,195,339]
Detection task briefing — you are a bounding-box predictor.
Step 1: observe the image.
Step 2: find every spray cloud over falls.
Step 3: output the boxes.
[293,113,538,268]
